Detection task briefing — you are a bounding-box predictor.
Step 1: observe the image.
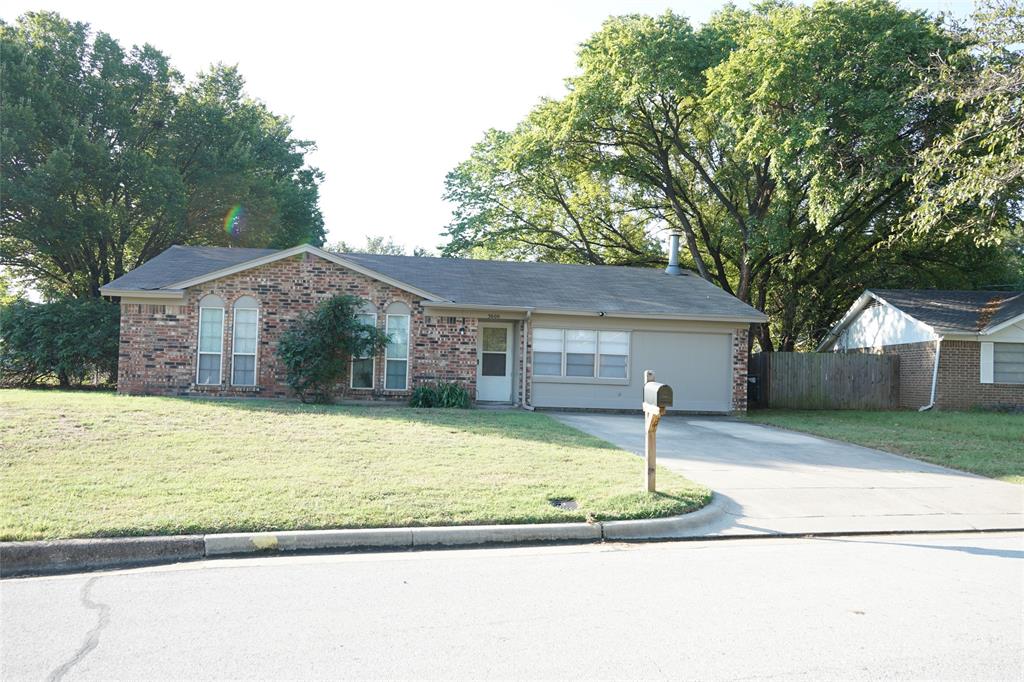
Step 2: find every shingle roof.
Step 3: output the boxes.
[102,245,767,322]
[870,289,1024,333]
[107,246,279,291]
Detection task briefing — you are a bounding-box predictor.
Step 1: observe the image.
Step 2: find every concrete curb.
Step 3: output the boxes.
[602,495,727,540]
[1,497,724,577]
[0,535,205,577]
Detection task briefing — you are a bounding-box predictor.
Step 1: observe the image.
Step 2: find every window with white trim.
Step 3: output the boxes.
[351,310,377,389]
[598,331,630,378]
[533,328,564,376]
[532,328,630,379]
[385,304,410,390]
[196,295,225,385]
[994,342,1024,384]
[566,330,597,376]
[231,296,259,386]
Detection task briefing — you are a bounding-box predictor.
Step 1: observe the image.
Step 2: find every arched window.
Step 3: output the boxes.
[231,296,259,386]
[384,302,411,390]
[196,294,225,385]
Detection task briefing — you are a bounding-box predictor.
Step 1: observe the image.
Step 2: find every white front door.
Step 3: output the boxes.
[477,323,513,402]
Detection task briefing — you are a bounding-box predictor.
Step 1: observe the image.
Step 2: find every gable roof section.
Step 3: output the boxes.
[104,246,279,292]
[818,288,1024,350]
[100,244,446,302]
[870,289,1024,334]
[100,244,768,322]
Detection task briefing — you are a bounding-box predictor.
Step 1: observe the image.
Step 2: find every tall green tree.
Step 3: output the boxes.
[444,1,1019,350]
[909,0,1023,244]
[0,12,325,299]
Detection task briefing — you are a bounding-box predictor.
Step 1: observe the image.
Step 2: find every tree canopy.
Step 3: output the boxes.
[444,0,1022,350]
[0,12,325,299]
[909,0,1023,243]
[328,235,434,256]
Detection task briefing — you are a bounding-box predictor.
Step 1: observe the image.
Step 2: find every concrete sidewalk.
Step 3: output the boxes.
[551,413,1024,536]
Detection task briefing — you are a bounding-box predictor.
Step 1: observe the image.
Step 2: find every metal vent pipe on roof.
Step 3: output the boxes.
[665,232,682,275]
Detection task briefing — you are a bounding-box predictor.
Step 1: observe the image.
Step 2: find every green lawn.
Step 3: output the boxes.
[0,390,709,541]
[744,410,1024,484]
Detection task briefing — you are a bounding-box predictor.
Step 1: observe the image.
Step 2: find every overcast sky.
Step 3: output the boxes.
[3,0,974,253]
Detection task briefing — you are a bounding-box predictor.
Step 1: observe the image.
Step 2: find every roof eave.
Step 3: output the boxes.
[531,307,767,323]
[99,287,185,299]
[816,291,876,351]
[425,302,764,322]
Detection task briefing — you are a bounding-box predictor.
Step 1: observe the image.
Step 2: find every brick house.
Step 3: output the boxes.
[100,243,766,412]
[819,289,1024,410]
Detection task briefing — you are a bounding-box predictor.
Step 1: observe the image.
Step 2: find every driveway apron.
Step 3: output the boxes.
[550,413,1024,536]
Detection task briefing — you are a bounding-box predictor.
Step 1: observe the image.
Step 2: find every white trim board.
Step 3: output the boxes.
[423,302,765,324]
[99,288,185,299]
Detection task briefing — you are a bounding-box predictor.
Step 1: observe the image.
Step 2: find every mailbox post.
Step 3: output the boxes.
[642,370,673,492]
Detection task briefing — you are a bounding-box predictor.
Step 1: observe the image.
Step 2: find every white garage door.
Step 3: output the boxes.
[530,330,734,413]
[633,331,732,412]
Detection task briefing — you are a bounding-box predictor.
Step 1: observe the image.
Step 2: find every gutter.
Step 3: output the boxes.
[98,288,185,299]
[423,302,765,324]
[918,336,943,412]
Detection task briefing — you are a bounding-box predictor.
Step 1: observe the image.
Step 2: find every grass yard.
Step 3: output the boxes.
[745,410,1024,484]
[0,390,709,541]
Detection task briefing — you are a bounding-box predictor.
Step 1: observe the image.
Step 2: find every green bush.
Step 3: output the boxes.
[275,295,389,403]
[0,298,120,387]
[409,382,471,408]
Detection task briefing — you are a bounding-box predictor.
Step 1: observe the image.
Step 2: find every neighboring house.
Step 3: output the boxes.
[99,243,766,413]
[819,289,1024,410]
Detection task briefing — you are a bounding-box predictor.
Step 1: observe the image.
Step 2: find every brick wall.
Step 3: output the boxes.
[856,339,1024,410]
[871,341,936,409]
[935,340,1024,410]
[117,253,479,401]
[731,327,750,413]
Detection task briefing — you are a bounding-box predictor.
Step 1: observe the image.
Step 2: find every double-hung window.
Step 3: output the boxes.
[598,331,629,378]
[565,330,597,376]
[351,311,377,389]
[532,328,630,379]
[231,296,259,386]
[196,295,225,385]
[533,329,564,376]
[993,343,1024,384]
[385,305,410,390]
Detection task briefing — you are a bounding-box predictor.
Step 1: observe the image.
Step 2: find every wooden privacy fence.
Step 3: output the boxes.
[749,352,899,410]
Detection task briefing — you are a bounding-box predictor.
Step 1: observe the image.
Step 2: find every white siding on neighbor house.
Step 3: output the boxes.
[831,301,937,351]
[985,320,1024,343]
[529,314,735,412]
[979,321,1024,384]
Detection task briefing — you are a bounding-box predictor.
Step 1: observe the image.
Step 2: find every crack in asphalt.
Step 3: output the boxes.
[46,577,110,682]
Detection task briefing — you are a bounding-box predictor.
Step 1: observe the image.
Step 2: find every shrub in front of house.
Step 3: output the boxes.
[0,298,119,388]
[409,382,471,408]
[275,295,390,404]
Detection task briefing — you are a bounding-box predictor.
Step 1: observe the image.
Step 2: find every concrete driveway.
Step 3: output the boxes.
[551,413,1024,536]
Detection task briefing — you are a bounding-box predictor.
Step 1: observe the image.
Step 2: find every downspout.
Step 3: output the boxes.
[918,336,943,412]
[521,310,534,411]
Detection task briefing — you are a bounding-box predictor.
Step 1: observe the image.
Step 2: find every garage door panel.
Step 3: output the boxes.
[531,330,732,412]
[634,331,731,412]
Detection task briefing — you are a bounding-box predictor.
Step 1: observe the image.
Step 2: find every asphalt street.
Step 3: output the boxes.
[2,532,1022,680]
